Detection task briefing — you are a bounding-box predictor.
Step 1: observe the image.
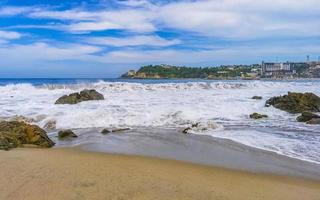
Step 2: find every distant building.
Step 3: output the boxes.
[261,61,296,78]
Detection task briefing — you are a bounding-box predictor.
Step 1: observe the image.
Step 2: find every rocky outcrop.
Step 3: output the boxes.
[252,96,262,100]
[101,128,130,135]
[265,92,320,114]
[0,121,55,150]
[250,113,268,119]
[55,89,104,105]
[58,130,78,139]
[296,112,320,122]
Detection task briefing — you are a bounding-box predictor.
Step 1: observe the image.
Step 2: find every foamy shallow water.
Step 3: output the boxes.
[0,80,319,163]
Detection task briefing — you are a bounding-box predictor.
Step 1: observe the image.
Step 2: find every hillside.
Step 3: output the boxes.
[121,64,260,79]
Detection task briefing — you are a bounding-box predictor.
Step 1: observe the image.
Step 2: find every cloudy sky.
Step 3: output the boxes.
[0,0,319,77]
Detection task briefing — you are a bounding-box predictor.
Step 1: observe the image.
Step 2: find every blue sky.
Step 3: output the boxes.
[0,0,319,77]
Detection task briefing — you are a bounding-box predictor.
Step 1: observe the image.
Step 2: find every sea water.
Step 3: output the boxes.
[0,78,319,163]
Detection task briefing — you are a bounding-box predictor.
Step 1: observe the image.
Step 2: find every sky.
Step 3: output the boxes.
[0,0,319,78]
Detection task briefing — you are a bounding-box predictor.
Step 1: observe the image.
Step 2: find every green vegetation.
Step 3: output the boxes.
[122,64,260,79]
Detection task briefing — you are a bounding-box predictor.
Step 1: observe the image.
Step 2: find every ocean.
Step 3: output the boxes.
[0,78,319,164]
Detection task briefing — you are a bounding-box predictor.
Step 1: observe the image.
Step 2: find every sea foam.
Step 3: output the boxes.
[0,80,319,163]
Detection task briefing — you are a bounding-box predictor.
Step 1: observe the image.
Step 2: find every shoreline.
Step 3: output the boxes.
[1,147,320,200]
[52,127,320,181]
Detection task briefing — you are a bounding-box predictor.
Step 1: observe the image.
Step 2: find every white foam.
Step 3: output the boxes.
[1,80,320,163]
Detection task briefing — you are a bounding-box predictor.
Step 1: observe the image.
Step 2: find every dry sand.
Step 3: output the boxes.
[0,148,319,200]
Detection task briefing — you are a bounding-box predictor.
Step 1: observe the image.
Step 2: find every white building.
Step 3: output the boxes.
[261,62,295,78]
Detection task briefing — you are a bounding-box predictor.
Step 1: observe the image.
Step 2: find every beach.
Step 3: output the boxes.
[1,79,320,199]
[1,148,320,200]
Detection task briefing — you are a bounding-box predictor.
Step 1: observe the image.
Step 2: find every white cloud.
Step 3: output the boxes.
[29,9,156,33]
[156,0,320,38]
[0,42,101,62]
[10,0,318,38]
[0,30,21,40]
[86,35,180,47]
[0,6,34,16]
[0,30,22,43]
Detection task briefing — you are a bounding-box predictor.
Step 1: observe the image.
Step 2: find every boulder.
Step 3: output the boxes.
[0,121,55,150]
[306,118,320,125]
[265,92,320,114]
[296,112,320,122]
[58,130,78,139]
[252,96,262,100]
[250,113,268,119]
[55,89,104,105]
[101,129,111,134]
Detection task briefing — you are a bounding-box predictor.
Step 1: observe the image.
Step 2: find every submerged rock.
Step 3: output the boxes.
[58,130,78,139]
[55,89,104,105]
[182,122,221,134]
[265,92,320,114]
[0,121,55,150]
[44,120,57,131]
[252,96,262,100]
[250,113,268,119]
[101,128,130,134]
[296,112,320,122]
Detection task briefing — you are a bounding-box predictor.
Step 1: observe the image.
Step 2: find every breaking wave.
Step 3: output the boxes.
[0,80,320,163]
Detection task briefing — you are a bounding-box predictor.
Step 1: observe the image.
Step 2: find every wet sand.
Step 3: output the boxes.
[1,148,320,200]
[54,127,320,180]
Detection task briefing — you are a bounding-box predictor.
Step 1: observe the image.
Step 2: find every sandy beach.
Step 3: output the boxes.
[1,148,319,200]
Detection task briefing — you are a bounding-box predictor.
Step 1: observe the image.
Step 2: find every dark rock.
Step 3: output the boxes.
[182,122,220,134]
[0,121,55,150]
[101,129,111,134]
[252,96,262,100]
[306,118,320,125]
[297,112,320,122]
[265,92,320,113]
[101,128,130,134]
[58,130,78,139]
[250,113,268,119]
[55,89,104,105]
[182,127,192,134]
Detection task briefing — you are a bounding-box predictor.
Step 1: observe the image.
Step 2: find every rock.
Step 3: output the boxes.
[101,128,130,134]
[182,122,221,134]
[182,127,192,134]
[296,112,320,122]
[0,137,13,151]
[252,96,262,100]
[306,118,320,125]
[44,120,56,131]
[250,113,268,119]
[0,121,55,150]
[10,115,34,123]
[58,130,78,139]
[265,92,320,113]
[101,129,111,134]
[55,89,104,105]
